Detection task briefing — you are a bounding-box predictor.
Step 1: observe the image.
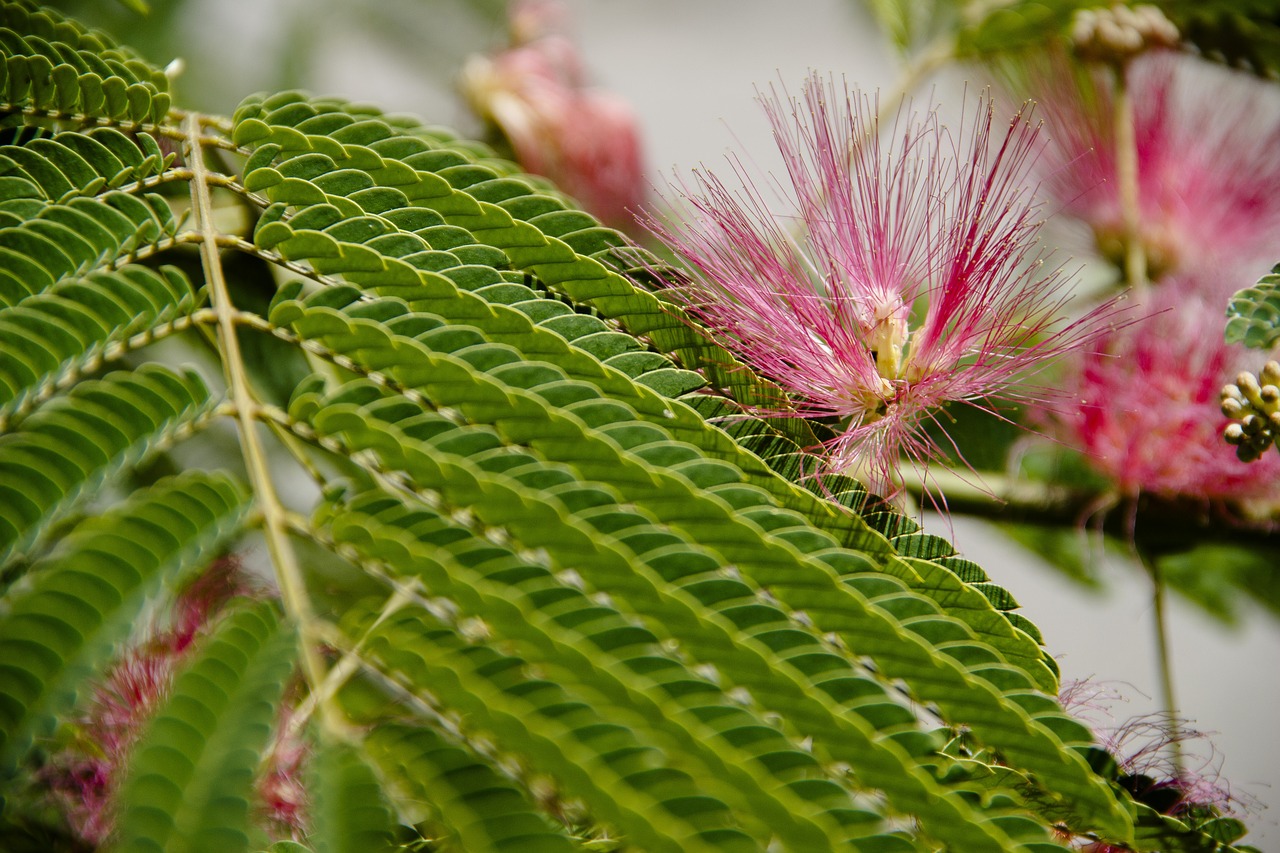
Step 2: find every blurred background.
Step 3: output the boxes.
[50,0,1280,844]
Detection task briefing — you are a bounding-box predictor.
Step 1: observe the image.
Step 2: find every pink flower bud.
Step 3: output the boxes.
[461,0,646,230]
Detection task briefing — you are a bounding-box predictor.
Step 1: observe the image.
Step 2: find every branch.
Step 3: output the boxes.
[183,113,339,732]
[905,468,1278,549]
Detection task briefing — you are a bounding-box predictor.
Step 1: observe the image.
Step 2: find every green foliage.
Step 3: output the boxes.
[954,1,1083,59]
[306,740,396,853]
[0,470,249,771]
[872,0,1280,78]
[1159,0,1280,78]
[0,1,1257,851]
[1224,263,1280,350]
[114,600,296,853]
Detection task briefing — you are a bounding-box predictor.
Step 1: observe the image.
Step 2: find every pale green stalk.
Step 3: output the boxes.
[1113,62,1147,291]
[183,114,339,733]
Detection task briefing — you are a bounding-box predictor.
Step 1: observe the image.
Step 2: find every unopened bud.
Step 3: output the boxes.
[1134,4,1180,45]
[1222,362,1280,462]
[1236,372,1265,409]
[1262,384,1280,409]
[1072,4,1180,63]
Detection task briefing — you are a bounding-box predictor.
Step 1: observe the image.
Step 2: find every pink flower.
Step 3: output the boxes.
[1048,279,1280,502]
[1057,680,1251,851]
[1027,50,1280,280]
[461,0,646,229]
[642,74,1110,493]
[40,556,259,845]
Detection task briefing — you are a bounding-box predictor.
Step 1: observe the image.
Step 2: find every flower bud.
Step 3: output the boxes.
[1261,360,1280,386]
[1072,3,1180,64]
[1236,371,1265,409]
[1262,383,1280,408]
[461,0,646,230]
[1223,422,1245,445]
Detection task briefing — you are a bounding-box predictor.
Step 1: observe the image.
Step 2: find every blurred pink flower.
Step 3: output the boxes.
[40,557,260,845]
[1048,280,1280,502]
[461,0,646,229]
[258,701,310,840]
[1028,50,1280,280]
[643,74,1111,493]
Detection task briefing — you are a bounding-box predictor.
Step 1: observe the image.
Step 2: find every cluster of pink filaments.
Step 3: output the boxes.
[644,74,1111,494]
[38,557,304,844]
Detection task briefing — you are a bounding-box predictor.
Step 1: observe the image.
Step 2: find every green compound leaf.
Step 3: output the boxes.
[1224,263,1280,349]
[0,0,172,123]
[365,723,582,853]
[290,359,1125,842]
[306,740,397,853]
[319,496,1011,852]
[0,365,219,566]
[231,91,820,438]
[1160,0,1280,79]
[238,93,1057,687]
[114,600,296,853]
[269,284,1057,694]
[0,264,200,426]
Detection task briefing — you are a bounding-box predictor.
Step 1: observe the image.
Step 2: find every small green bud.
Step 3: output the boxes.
[1221,397,1244,418]
[1237,372,1265,409]
[1261,360,1280,386]
[1223,422,1245,445]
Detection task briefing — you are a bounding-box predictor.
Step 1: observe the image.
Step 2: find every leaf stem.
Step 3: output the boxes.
[182,113,338,732]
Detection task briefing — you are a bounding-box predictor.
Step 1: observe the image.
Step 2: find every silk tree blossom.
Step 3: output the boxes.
[1048,280,1280,503]
[1056,680,1248,852]
[642,74,1112,493]
[1024,50,1280,281]
[39,557,267,845]
[460,0,646,229]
